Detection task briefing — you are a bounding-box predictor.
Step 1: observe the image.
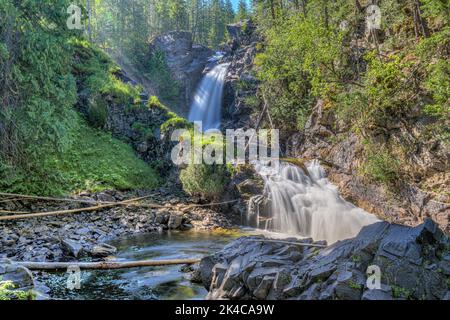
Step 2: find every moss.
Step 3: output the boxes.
[0,115,161,196]
[87,95,108,128]
[73,40,142,106]
[132,122,156,140]
[348,281,363,290]
[210,228,248,238]
[391,285,412,299]
[0,280,35,301]
[161,116,192,132]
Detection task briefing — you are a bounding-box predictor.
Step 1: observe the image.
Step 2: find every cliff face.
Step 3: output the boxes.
[148,31,214,117]
[221,20,260,130]
[222,22,449,233]
[288,100,449,232]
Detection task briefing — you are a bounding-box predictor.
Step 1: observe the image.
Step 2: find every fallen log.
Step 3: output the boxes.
[0,195,161,221]
[14,258,201,271]
[0,197,240,221]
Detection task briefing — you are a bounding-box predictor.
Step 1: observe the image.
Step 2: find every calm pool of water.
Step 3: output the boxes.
[34,230,242,300]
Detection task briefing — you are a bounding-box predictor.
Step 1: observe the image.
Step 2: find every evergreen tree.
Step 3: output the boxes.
[236,0,249,21]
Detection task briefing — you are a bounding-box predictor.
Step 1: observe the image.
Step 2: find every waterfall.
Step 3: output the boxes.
[187,61,378,244]
[250,161,379,244]
[188,63,230,131]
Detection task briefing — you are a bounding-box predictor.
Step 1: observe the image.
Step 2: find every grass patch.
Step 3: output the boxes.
[0,116,160,196]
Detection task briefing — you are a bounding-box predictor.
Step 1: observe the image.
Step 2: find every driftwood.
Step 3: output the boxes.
[248,239,327,248]
[0,195,160,221]
[0,192,118,205]
[0,192,239,221]
[14,258,201,271]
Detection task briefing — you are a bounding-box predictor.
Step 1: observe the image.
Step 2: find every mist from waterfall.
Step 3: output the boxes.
[250,161,379,244]
[188,63,230,131]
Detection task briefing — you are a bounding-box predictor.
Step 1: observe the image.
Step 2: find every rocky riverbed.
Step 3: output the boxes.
[0,188,240,263]
[199,219,450,300]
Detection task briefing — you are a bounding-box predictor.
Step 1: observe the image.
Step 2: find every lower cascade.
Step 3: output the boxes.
[248,161,380,244]
[188,63,230,131]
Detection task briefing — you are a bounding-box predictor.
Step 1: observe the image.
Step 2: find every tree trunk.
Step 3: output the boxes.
[15,259,201,271]
[412,0,430,38]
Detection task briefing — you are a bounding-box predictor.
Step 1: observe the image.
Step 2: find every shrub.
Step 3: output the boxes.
[87,95,108,128]
[180,164,231,201]
[360,142,401,185]
[144,49,180,102]
[0,280,35,301]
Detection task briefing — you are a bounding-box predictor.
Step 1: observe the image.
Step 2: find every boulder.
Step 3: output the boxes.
[0,259,34,291]
[60,239,84,258]
[168,214,183,229]
[200,219,449,300]
[90,243,117,258]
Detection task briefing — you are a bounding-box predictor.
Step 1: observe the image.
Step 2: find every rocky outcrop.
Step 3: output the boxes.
[288,99,450,232]
[221,20,261,130]
[148,31,214,116]
[200,219,450,300]
[104,101,175,170]
[221,19,448,234]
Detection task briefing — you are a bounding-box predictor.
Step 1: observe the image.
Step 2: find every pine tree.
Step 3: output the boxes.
[236,0,249,21]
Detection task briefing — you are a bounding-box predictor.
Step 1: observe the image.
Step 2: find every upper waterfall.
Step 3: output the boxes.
[249,161,380,244]
[188,63,230,131]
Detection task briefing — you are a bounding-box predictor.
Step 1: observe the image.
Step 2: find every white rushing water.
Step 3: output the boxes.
[188,63,230,131]
[250,161,379,244]
[188,61,378,244]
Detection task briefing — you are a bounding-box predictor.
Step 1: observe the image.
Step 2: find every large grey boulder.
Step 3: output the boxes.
[90,243,117,258]
[200,219,449,300]
[61,239,84,258]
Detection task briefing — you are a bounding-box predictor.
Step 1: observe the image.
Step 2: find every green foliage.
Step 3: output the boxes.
[236,0,250,22]
[391,285,412,299]
[360,142,401,185]
[73,40,142,107]
[255,12,343,131]
[421,0,450,24]
[339,52,416,133]
[0,280,35,301]
[348,281,363,290]
[180,163,231,200]
[161,116,192,132]
[0,1,161,197]
[132,122,156,140]
[416,26,450,119]
[0,116,160,196]
[145,49,180,102]
[0,0,78,169]
[252,0,448,189]
[243,95,260,109]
